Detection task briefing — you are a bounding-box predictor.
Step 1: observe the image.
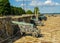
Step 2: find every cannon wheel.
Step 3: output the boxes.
[32,32,38,37]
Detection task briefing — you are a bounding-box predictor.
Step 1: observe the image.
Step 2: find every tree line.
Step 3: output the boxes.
[0,0,40,16]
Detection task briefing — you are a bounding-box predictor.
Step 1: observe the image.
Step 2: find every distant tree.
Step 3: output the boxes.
[11,6,26,15]
[18,7,26,14]
[34,7,39,14]
[26,10,33,14]
[0,0,11,15]
[22,9,26,14]
[10,6,15,15]
[0,0,26,15]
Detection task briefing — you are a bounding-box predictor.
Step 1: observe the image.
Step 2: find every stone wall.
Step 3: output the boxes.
[0,17,14,41]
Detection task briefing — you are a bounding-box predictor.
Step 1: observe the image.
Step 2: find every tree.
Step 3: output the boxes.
[11,7,26,15]
[0,0,26,15]
[26,10,33,14]
[0,0,11,15]
[34,7,40,21]
[10,6,15,15]
[34,7,40,14]
[18,7,26,14]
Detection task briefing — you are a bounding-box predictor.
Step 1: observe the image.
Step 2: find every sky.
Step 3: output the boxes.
[9,0,60,13]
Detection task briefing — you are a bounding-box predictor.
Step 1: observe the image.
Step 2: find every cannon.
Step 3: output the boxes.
[38,16,47,21]
[12,21,42,38]
[30,19,44,26]
[30,15,46,26]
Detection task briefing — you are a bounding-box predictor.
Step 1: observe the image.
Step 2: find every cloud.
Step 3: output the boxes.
[20,3,30,10]
[15,0,30,2]
[55,3,60,5]
[29,0,60,6]
[30,0,38,6]
[25,8,32,11]
[44,0,60,6]
[15,0,20,2]
[45,0,52,4]
[20,3,26,6]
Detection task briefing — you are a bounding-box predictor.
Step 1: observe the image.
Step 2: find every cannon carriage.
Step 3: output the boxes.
[12,21,42,37]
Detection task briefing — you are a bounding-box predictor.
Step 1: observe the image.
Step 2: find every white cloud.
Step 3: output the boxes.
[20,3,26,6]
[55,3,60,5]
[15,0,20,2]
[20,3,30,11]
[29,0,60,6]
[15,0,30,2]
[25,8,31,11]
[44,0,60,6]
[30,0,38,6]
[45,0,52,4]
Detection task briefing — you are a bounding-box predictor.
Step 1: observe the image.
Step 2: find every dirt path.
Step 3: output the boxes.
[14,16,60,43]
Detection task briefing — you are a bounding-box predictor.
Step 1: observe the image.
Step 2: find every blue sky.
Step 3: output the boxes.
[9,0,60,13]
